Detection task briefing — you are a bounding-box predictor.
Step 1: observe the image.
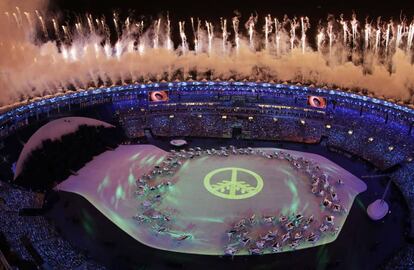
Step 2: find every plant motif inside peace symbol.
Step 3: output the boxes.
[203,167,264,199]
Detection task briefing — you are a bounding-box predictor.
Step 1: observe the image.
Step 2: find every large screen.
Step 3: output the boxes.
[307,96,327,109]
[149,90,169,102]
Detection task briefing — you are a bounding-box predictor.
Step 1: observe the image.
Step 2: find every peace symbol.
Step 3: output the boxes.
[203,167,264,200]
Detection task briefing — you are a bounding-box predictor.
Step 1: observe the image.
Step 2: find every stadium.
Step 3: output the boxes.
[2,0,414,269]
[0,80,413,269]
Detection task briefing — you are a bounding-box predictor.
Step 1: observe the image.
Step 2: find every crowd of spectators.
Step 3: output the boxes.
[391,164,414,237]
[384,245,414,269]
[386,163,414,268]
[120,105,325,143]
[326,110,413,170]
[0,182,106,269]
[241,116,323,143]
[147,113,232,138]
[119,104,414,170]
[0,183,37,211]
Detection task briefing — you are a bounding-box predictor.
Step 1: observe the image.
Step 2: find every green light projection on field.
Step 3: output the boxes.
[128,170,135,185]
[129,152,141,161]
[97,174,110,193]
[58,145,367,256]
[81,209,95,237]
[283,178,300,215]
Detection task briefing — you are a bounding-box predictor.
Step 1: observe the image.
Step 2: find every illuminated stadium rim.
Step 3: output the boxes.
[1,81,414,124]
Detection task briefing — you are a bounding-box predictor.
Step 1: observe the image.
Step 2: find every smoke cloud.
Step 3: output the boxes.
[0,3,414,107]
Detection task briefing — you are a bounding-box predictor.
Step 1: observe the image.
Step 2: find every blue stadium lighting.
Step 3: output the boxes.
[0,81,414,137]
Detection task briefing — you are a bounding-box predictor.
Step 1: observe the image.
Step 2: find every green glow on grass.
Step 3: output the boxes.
[198,156,209,162]
[155,156,165,165]
[283,178,300,214]
[116,185,125,200]
[146,155,156,164]
[164,197,178,205]
[181,160,190,170]
[356,197,366,210]
[139,154,156,166]
[128,171,135,186]
[316,245,330,270]
[129,152,141,161]
[81,210,95,236]
[187,216,225,223]
[97,175,110,193]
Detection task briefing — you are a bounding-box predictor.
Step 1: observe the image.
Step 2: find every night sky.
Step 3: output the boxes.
[49,0,414,20]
